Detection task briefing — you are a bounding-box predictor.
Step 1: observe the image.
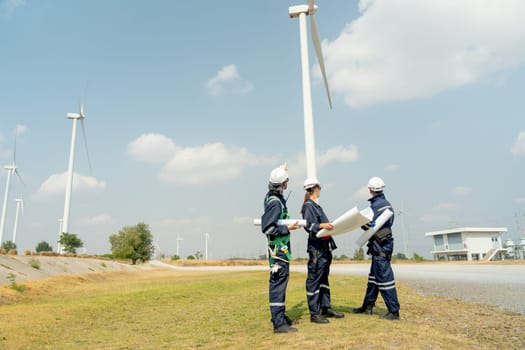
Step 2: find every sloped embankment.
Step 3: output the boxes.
[0,255,148,285]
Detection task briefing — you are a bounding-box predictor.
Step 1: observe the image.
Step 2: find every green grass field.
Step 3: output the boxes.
[0,268,524,349]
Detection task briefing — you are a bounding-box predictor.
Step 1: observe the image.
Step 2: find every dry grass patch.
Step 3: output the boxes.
[0,268,523,349]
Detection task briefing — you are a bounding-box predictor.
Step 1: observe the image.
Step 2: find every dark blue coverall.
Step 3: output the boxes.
[301,199,337,316]
[261,191,292,329]
[360,193,400,313]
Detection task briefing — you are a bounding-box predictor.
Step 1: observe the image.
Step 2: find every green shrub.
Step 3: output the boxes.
[29,259,40,270]
[6,273,27,292]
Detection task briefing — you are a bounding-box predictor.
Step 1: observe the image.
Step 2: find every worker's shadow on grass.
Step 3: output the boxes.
[333,304,388,316]
[334,304,358,314]
[288,301,307,320]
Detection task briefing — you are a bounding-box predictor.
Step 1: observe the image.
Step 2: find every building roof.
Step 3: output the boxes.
[424,227,508,237]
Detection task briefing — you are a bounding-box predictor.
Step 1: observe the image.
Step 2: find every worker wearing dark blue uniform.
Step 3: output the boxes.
[261,164,300,333]
[301,178,345,324]
[353,177,400,320]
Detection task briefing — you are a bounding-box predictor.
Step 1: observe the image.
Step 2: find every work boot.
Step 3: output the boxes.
[273,325,298,333]
[352,304,373,315]
[310,314,329,324]
[322,308,345,318]
[380,311,400,320]
[285,315,299,326]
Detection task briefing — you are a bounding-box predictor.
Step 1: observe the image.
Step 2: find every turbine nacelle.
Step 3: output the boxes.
[67,112,83,120]
[289,4,317,17]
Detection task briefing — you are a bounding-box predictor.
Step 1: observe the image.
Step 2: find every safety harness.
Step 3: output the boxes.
[265,195,292,266]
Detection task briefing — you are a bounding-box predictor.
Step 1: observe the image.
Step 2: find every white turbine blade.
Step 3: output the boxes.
[13,131,17,165]
[310,13,333,109]
[308,0,315,13]
[14,168,25,187]
[80,119,93,174]
[21,200,24,216]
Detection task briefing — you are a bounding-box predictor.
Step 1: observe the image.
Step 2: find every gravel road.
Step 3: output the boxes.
[327,264,525,315]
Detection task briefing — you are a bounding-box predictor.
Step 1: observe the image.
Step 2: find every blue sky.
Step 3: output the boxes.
[1,0,524,259]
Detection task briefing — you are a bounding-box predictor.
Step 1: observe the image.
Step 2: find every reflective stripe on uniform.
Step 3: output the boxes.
[306,290,320,296]
[378,285,396,291]
[269,302,285,307]
[320,284,330,290]
[368,279,395,287]
[377,205,392,212]
[375,280,396,286]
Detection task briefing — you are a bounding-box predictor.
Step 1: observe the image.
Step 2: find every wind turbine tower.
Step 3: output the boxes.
[57,218,63,253]
[289,0,332,179]
[11,198,24,244]
[0,135,24,244]
[62,104,91,235]
[204,233,210,260]
[176,236,184,258]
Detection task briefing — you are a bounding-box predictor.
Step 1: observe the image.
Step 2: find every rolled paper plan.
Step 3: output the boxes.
[355,209,394,247]
[316,207,374,238]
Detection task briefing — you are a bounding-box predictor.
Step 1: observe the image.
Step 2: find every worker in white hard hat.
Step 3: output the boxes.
[301,178,344,324]
[260,163,300,333]
[353,176,400,320]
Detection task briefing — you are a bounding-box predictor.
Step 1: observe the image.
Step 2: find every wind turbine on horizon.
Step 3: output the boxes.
[62,104,92,238]
[11,198,24,245]
[176,235,184,258]
[204,233,210,260]
[289,0,333,179]
[0,133,24,244]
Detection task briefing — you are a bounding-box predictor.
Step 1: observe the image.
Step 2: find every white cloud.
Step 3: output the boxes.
[161,142,263,185]
[352,186,370,201]
[455,186,472,196]
[35,172,106,199]
[0,0,25,16]
[511,131,525,156]
[385,163,400,172]
[288,145,359,180]
[128,134,275,185]
[206,64,254,96]
[321,0,525,107]
[14,124,29,135]
[317,145,359,167]
[79,215,112,226]
[127,133,176,164]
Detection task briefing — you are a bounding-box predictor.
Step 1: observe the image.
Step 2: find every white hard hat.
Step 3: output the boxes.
[269,167,289,184]
[304,178,321,190]
[367,177,385,192]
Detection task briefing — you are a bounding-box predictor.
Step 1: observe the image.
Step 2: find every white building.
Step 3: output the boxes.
[425,227,508,261]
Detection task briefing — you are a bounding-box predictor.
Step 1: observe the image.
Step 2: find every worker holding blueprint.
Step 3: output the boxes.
[301,178,344,324]
[352,177,401,320]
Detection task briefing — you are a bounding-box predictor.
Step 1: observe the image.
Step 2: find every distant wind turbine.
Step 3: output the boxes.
[62,104,92,236]
[57,219,63,253]
[176,235,184,258]
[396,204,410,258]
[0,133,24,244]
[289,0,332,179]
[204,233,210,260]
[11,198,24,244]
